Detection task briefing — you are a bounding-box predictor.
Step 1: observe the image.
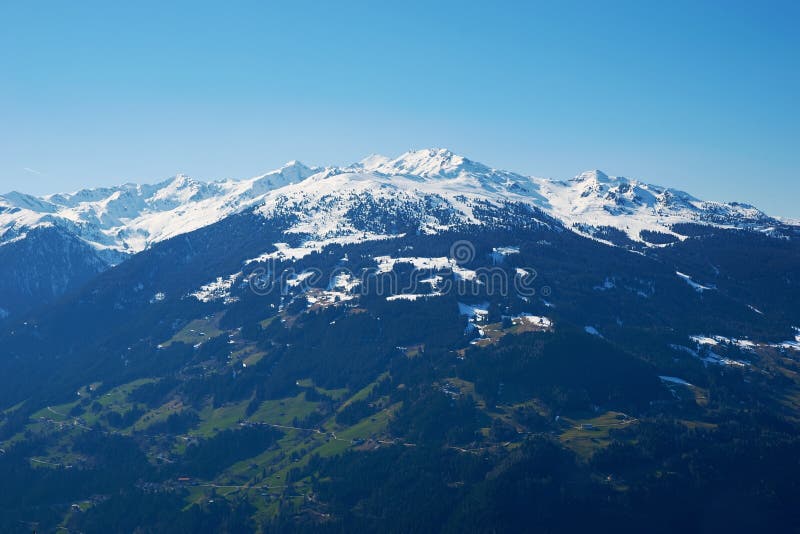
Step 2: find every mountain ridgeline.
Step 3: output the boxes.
[0,150,799,532]
[0,149,791,319]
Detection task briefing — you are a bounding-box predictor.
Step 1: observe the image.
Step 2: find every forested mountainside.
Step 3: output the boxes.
[1,150,799,532]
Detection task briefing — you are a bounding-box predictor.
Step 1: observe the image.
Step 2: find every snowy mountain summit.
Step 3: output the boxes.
[0,161,318,261]
[251,148,781,247]
[0,149,785,262]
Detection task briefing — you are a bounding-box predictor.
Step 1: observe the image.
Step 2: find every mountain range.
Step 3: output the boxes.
[0,148,791,319]
[1,149,799,533]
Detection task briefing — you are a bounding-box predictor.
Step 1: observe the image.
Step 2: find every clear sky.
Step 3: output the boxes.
[1,1,798,217]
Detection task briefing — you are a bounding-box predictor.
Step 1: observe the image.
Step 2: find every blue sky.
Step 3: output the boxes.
[1,1,798,216]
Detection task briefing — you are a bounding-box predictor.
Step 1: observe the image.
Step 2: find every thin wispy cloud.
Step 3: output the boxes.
[23,167,45,176]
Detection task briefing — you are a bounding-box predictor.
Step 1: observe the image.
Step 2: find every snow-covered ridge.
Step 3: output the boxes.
[535,169,776,242]
[0,161,318,259]
[1,148,786,261]
[252,148,781,245]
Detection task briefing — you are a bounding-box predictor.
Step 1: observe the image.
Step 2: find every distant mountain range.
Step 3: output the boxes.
[1,148,784,254]
[1,148,792,319]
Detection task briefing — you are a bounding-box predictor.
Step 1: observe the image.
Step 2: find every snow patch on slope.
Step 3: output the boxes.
[190,273,241,304]
[676,272,715,293]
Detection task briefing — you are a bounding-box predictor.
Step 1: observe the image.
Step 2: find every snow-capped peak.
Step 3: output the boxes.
[2,191,60,213]
[370,148,490,179]
[248,161,318,192]
[148,174,210,208]
[274,160,315,181]
[571,169,611,183]
[356,154,392,171]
